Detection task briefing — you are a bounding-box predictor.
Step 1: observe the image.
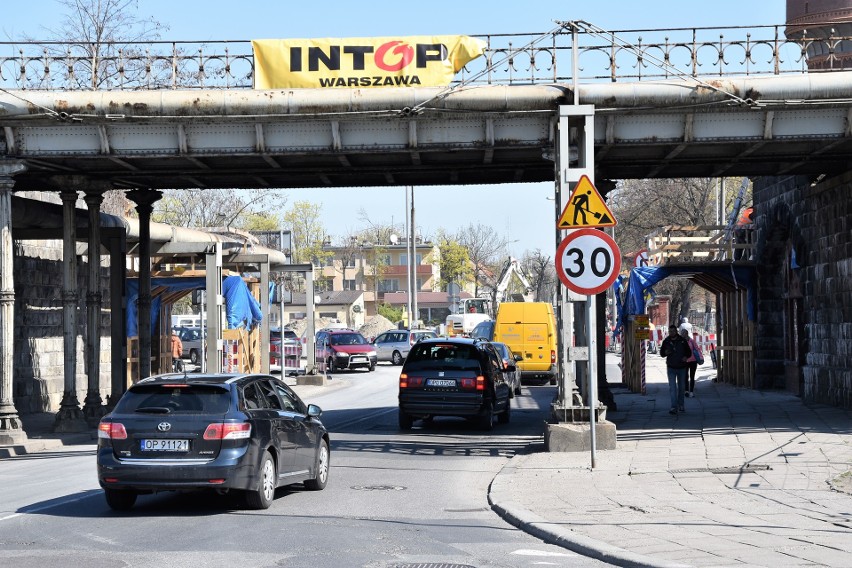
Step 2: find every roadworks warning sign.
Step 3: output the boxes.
[557,175,617,229]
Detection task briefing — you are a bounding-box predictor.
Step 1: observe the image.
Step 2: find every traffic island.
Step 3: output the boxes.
[545,403,616,451]
[545,421,616,451]
[296,374,329,386]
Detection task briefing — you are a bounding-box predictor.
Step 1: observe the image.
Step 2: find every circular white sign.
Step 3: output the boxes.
[556,229,621,295]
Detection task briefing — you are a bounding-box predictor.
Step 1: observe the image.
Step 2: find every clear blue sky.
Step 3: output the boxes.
[2,0,787,257]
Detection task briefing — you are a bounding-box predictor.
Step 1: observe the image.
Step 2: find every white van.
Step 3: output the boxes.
[171,314,201,329]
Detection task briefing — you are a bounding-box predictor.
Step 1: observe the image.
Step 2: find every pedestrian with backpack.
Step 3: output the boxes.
[680,328,704,397]
[660,324,691,415]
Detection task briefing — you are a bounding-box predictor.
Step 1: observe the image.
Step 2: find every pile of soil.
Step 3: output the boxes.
[282,315,396,340]
[358,314,396,340]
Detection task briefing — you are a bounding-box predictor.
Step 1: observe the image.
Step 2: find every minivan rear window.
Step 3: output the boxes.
[114,385,231,414]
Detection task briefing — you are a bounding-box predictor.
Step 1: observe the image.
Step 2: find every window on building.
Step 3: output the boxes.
[376,254,391,266]
[318,311,337,319]
[315,278,334,292]
[345,257,356,268]
[325,256,335,267]
[399,253,423,266]
[343,279,357,291]
[378,279,400,292]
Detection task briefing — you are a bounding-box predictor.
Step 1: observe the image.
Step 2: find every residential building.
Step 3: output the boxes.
[316,237,443,324]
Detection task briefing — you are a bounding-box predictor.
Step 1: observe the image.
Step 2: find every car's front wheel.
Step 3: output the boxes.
[326,357,336,373]
[104,488,137,511]
[391,351,403,365]
[190,349,200,365]
[245,452,276,509]
[304,439,329,491]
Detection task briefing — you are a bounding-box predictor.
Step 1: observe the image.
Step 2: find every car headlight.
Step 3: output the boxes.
[334,352,348,358]
[366,350,376,357]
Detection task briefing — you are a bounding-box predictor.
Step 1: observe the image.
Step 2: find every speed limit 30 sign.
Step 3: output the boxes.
[556,229,622,295]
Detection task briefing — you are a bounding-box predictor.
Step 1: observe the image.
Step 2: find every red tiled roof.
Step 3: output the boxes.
[383,291,471,305]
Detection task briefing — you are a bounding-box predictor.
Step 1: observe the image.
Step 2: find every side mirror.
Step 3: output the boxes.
[307,403,322,418]
[505,364,517,373]
[514,354,523,362]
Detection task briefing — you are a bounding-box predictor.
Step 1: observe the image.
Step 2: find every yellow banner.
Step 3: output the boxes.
[252,35,486,89]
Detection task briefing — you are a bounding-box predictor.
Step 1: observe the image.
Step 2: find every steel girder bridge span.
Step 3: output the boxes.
[2,25,852,441]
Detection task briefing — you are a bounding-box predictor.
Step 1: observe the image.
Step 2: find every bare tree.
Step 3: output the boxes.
[522,250,557,303]
[609,177,729,323]
[153,188,287,230]
[456,223,509,297]
[20,0,171,90]
[15,0,174,213]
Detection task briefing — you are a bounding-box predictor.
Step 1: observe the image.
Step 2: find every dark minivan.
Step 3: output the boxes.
[397,337,512,431]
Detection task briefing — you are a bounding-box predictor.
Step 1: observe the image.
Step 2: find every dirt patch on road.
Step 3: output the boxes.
[829,471,852,495]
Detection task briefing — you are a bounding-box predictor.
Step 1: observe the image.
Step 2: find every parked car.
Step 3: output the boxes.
[270,327,301,369]
[491,341,523,398]
[173,326,203,364]
[470,319,495,341]
[397,336,513,431]
[97,372,330,511]
[315,328,377,372]
[373,329,438,365]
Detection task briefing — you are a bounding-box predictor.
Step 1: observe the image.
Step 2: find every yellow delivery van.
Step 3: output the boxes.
[493,302,557,385]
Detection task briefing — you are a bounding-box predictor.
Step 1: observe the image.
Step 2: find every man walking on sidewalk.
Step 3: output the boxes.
[660,324,690,415]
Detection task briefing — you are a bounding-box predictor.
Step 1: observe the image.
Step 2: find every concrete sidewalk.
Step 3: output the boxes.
[489,353,852,568]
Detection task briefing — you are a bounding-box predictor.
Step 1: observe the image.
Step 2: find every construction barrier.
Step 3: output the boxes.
[272,340,303,375]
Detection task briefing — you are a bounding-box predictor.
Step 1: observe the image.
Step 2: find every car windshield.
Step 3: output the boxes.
[329,333,366,346]
[404,343,482,372]
[114,384,231,414]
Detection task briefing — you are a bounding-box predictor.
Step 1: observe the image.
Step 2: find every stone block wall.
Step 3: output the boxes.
[12,239,112,414]
[755,172,852,409]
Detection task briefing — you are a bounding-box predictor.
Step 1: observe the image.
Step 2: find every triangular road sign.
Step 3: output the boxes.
[557,175,617,229]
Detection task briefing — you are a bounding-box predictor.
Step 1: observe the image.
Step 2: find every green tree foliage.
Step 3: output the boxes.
[240,212,280,231]
[283,201,330,266]
[377,302,403,323]
[436,231,473,292]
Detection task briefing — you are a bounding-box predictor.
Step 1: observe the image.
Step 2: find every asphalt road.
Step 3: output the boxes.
[0,364,612,568]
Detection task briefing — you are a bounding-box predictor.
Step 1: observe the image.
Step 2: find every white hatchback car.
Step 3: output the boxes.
[372,329,438,365]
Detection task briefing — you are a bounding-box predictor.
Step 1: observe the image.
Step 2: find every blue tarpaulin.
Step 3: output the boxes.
[126,275,263,337]
[617,265,755,335]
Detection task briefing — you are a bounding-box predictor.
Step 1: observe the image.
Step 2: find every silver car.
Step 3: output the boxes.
[491,341,523,398]
[174,326,204,365]
[373,329,438,365]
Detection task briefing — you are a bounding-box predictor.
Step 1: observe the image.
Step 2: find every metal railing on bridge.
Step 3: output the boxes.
[1,23,849,91]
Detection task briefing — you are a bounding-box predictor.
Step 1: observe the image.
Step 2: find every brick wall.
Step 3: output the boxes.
[13,240,112,414]
[755,172,852,408]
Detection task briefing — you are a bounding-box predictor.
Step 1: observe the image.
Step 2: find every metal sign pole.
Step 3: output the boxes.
[587,297,597,468]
